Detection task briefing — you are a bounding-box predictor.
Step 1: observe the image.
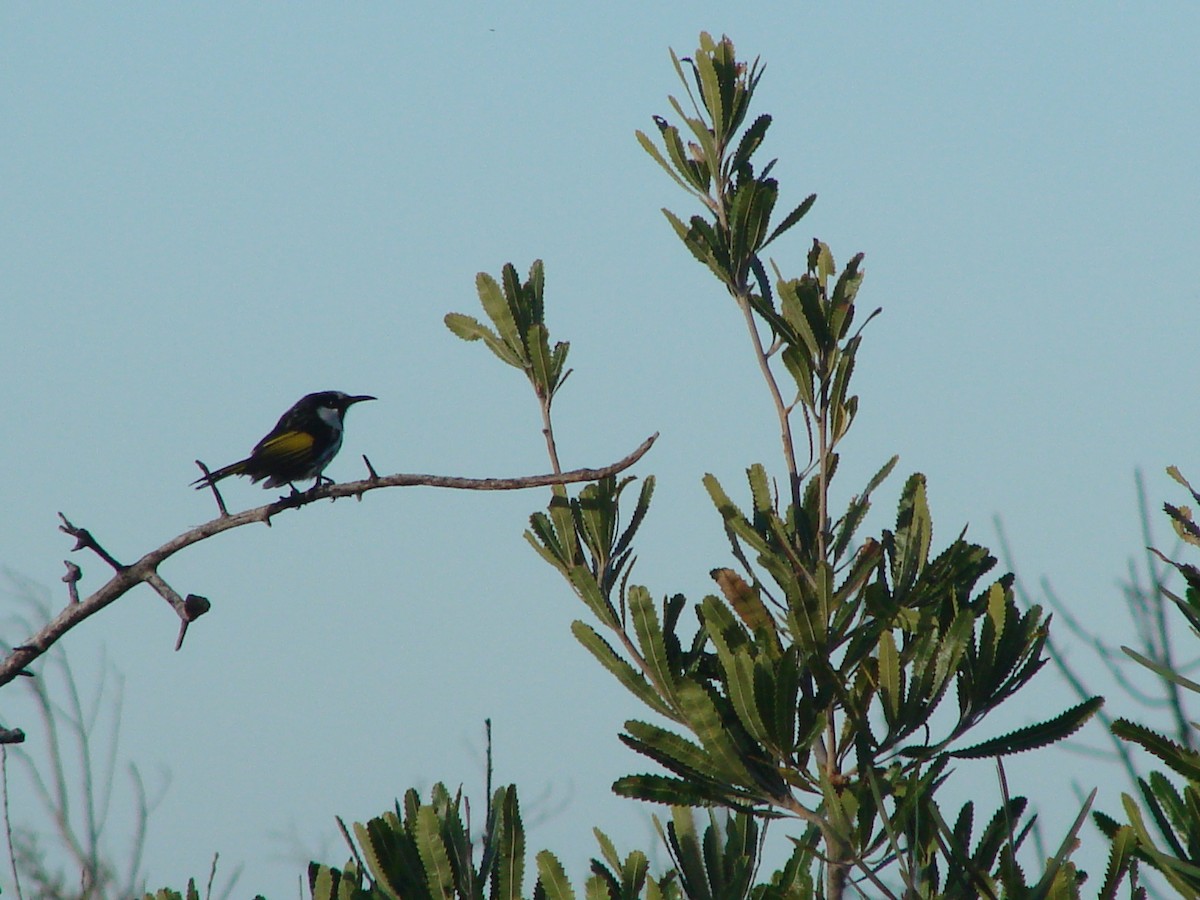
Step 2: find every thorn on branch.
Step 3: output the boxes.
[174,594,211,652]
[58,513,125,571]
[363,454,379,481]
[194,460,230,517]
[62,560,82,604]
[0,728,25,745]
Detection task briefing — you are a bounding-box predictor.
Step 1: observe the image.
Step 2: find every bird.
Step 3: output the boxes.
[192,391,376,492]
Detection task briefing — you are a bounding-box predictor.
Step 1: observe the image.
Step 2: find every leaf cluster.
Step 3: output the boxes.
[446,260,570,405]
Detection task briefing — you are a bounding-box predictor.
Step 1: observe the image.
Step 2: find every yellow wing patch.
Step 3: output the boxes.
[258,429,316,462]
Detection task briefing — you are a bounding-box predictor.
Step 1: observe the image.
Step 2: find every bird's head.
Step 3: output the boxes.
[300,391,377,425]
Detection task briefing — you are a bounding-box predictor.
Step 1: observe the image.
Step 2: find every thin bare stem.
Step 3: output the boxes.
[538,394,563,477]
[735,294,802,514]
[2,748,23,900]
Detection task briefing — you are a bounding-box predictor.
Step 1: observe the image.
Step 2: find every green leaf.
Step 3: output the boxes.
[622,720,727,786]
[763,193,816,248]
[444,312,524,368]
[1112,718,1200,781]
[415,805,456,900]
[527,323,557,396]
[701,597,769,743]
[892,473,932,595]
[629,587,678,707]
[536,851,576,900]
[877,630,901,721]
[612,773,734,808]
[951,696,1103,758]
[492,787,525,900]
[676,681,758,789]
[573,621,677,720]
[354,818,405,900]
[592,828,621,875]
[637,129,703,196]
[476,271,524,360]
[1123,646,1200,694]
[1098,825,1138,900]
[667,809,712,900]
[731,113,771,170]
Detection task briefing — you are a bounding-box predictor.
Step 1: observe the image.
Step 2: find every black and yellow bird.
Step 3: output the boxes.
[192,391,375,492]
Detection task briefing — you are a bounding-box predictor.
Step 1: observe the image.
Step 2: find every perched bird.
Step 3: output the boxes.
[192,391,376,491]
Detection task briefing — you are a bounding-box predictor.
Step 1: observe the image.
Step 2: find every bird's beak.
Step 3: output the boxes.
[345,394,376,407]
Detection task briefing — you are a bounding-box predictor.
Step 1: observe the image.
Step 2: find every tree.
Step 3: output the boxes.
[306,34,1102,900]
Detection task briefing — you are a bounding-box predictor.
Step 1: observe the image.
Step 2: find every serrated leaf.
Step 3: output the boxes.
[476,271,524,359]
[676,681,757,789]
[952,696,1103,758]
[492,787,525,900]
[701,597,768,743]
[710,568,777,639]
[892,474,932,594]
[622,719,727,784]
[878,630,901,721]
[415,806,456,900]
[354,819,404,900]
[444,312,524,368]
[536,851,576,900]
[1112,718,1200,781]
[732,113,771,169]
[573,621,677,720]
[637,129,703,195]
[612,773,729,807]
[629,587,678,707]
[763,193,817,248]
[526,323,557,395]
[592,828,621,875]
[1099,825,1138,900]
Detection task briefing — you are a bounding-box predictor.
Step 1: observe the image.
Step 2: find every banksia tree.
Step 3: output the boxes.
[307,33,1105,900]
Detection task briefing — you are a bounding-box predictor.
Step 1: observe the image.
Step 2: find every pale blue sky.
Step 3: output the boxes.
[3,4,1198,895]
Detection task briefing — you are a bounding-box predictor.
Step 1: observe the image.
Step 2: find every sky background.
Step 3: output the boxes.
[3,4,1198,896]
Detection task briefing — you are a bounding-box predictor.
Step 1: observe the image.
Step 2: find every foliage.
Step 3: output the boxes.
[1091,470,1200,897]
[446,32,1101,900]
[306,782,693,900]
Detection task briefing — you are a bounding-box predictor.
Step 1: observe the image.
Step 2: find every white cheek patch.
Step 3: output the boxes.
[317,405,342,429]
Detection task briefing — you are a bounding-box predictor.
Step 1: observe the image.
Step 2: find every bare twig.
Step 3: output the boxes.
[2,748,23,900]
[61,563,82,605]
[0,435,657,691]
[57,515,123,572]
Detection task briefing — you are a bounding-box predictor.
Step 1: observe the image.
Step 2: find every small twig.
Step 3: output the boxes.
[58,514,124,572]
[2,748,23,900]
[206,852,219,900]
[193,462,229,517]
[62,562,82,604]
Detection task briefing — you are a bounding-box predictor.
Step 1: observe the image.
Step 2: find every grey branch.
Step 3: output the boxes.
[0,433,658,691]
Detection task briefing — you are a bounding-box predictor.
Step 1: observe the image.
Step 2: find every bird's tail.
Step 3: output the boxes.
[192,459,250,489]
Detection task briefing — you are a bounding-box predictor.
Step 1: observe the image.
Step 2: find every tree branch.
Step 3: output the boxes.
[0,434,658,692]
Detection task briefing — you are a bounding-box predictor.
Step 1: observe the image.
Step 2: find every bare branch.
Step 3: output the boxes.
[0,434,658,691]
